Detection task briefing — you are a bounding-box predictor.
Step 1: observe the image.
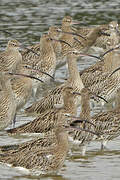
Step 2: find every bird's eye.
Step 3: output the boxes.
[13,43,17,46]
[48,38,52,41]
[72,51,77,55]
[67,19,70,22]
[109,24,114,28]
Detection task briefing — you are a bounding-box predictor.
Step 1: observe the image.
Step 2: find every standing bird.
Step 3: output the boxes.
[21,26,62,66]
[73,24,109,52]
[94,21,120,48]
[10,64,34,111]
[0,122,96,175]
[79,21,120,88]
[58,16,80,67]
[0,125,70,175]
[48,26,62,63]
[75,20,120,49]
[21,34,57,98]
[78,21,120,103]
[60,16,109,53]
[25,50,84,114]
[7,86,78,134]
[0,69,46,130]
[0,72,16,130]
[69,88,106,155]
[0,40,22,72]
[69,72,120,150]
[11,63,55,111]
[91,105,120,149]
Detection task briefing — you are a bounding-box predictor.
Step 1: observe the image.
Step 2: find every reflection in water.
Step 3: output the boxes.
[0,0,120,180]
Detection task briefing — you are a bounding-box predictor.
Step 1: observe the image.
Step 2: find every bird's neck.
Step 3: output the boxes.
[6,47,18,54]
[67,56,84,90]
[0,77,12,93]
[103,31,119,72]
[56,130,69,148]
[40,42,55,58]
[80,96,91,120]
[103,50,120,73]
[85,27,101,47]
[64,97,77,116]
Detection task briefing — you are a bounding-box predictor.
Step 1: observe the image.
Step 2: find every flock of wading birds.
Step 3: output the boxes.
[0,15,120,175]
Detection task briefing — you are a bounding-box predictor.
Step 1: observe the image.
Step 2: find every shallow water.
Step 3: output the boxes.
[0,0,120,179]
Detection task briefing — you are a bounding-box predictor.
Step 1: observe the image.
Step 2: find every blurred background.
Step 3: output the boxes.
[0,0,120,46]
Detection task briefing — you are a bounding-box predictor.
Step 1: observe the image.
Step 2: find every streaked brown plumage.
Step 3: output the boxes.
[73,24,109,52]
[25,50,84,114]
[11,64,33,111]
[76,21,120,49]
[56,16,109,67]
[48,26,62,62]
[0,125,69,175]
[79,21,120,101]
[21,26,61,66]
[94,21,120,48]
[7,86,78,134]
[69,89,120,150]
[21,34,57,97]
[0,72,16,130]
[58,16,79,67]
[69,88,98,155]
[92,101,120,149]
[0,40,22,72]
[26,34,56,81]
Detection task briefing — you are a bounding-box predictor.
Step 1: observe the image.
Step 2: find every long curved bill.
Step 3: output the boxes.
[56,26,86,40]
[51,37,120,66]
[100,45,120,58]
[24,65,54,80]
[73,127,99,136]
[65,114,95,127]
[61,31,86,40]
[109,67,120,77]
[99,31,110,36]
[50,38,108,62]
[24,47,40,56]
[65,124,100,136]
[74,37,120,61]
[19,44,40,56]
[71,20,81,25]
[78,52,102,60]
[96,95,108,103]
[74,37,102,60]
[50,38,72,48]
[72,91,108,103]
[8,72,44,83]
